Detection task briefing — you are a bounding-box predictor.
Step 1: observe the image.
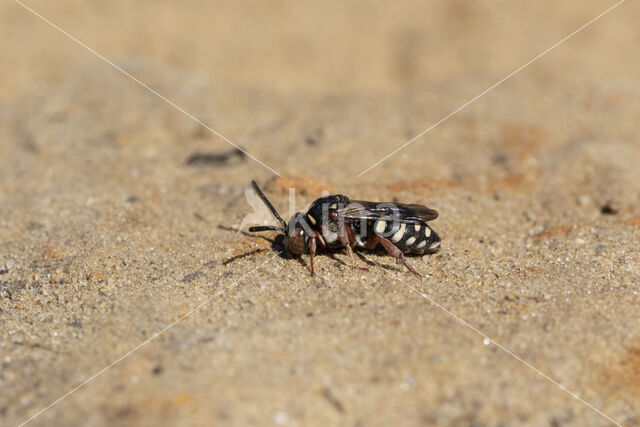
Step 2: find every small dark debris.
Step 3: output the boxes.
[0,268,8,275]
[311,277,329,289]
[88,272,106,282]
[26,222,44,231]
[600,203,618,215]
[20,132,39,153]
[181,271,205,283]
[222,248,268,265]
[224,271,233,277]
[204,261,216,269]
[1,280,27,299]
[491,152,509,167]
[68,318,83,328]
[306,312,314,317]
[152,364,164,375]
[322,387,345,413]
[114,405,136,419]
[503,293,519,302]
[199,335,215,343]
[304,128,324,146]
[186,148,246,166]
[126,195,140,203]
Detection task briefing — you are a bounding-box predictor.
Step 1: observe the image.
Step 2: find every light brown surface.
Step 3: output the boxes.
[1,1,640,426]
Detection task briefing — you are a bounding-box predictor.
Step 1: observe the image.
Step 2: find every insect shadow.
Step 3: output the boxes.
[217,225,289,265]
[217,225,270,240]
[353,248,407,273]
[309,246,409,274]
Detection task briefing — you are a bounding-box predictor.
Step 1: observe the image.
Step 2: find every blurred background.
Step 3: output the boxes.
[1,1,639,426]
[2,1,637,95]
[2,0,638,187]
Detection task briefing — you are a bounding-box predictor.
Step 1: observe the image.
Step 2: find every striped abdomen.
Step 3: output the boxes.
[368,219,440,254]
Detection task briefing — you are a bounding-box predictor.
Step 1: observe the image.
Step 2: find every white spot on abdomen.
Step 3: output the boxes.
[424,226,431,237]
[392,223,406,242]
[405,236,416,246]
[416,240,427,248]
[375,220,386,234]
[414,224,421,232]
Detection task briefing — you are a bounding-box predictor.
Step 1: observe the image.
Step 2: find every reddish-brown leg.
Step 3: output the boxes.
[314,230,327,248]
[309,233,317,276]
[308,230,326,276]
[365,234,421,278]
[338,222,368,271]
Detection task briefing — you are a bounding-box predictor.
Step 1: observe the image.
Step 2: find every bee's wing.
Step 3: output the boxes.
[337,200,438,223]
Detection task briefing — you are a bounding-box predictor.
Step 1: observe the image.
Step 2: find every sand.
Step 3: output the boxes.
[1,1,639,426]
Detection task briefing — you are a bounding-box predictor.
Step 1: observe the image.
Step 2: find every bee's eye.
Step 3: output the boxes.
[287,228,306,254]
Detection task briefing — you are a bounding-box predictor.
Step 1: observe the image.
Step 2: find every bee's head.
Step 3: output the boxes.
[283,213,312,255]
[249,211,311,256]
[247,181,311,256]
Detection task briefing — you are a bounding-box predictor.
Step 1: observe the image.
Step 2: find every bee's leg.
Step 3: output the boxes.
[308,230,326,276]
[313,230,326,247]
[365,235,421,279]
[309,233,317,276]
[338,223,368,271]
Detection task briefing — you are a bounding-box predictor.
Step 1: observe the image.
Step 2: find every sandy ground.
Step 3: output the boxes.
[1,1,640,426]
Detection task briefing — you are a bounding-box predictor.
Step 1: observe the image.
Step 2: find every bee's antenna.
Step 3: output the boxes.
[248,225,285,233]
[251,180,287,229]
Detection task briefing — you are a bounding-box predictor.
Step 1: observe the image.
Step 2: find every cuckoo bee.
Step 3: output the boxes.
[248,181,440,277]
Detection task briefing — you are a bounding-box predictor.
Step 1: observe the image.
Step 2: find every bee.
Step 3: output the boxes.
[248,180,440,277]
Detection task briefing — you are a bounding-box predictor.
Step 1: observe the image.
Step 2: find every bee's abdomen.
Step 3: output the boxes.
[372,220,440,254]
